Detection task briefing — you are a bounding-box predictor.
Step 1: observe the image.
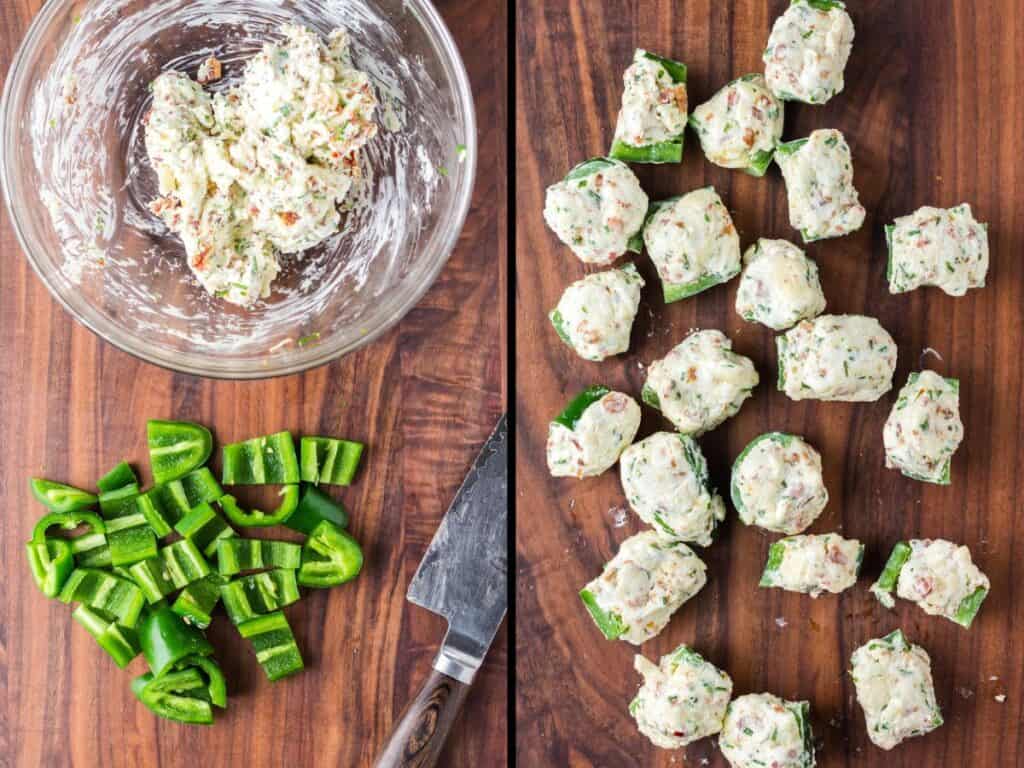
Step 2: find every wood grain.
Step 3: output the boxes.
[515,2,1023,766]
[0,1,507,766]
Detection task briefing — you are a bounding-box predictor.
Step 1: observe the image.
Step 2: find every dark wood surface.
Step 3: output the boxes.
[0,1,507,766]
[515,2,1022,766]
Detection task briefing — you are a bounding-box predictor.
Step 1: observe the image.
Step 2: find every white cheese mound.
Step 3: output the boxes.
[888,204,989,296]
[719,692,814,768]
[543,160,648,265]
[775,129,865,241]
[580,531,707,645]
[690,74,784,171]
[883,370,963,483]
[645,329,758,434]
[763,0,855,105]
[550,264,644,361]
[735,238,826,330]
[547,391,641,478]
[630,645,732,748]
[619,431,726,546]
[777,314,896,402]
[850,630,943,750]
[731,433,829,535]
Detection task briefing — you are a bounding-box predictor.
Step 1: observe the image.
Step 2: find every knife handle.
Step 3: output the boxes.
[373,667,471,768]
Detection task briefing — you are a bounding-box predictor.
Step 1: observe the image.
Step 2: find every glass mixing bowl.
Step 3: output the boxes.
[1,0,476,378]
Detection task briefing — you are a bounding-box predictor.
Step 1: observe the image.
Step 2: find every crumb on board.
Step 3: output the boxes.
[775,616,788,628]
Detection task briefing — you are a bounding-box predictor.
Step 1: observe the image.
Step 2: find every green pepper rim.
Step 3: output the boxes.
[871,541,912,598]
[286,485,350,535]
[552,385,612,431]
[662,269,739,303]
[638,49,687,83]
[219,486,299,528]
[787,699,815,768]
[579,588,626,640]
[776,334,788,391]
[297,521,364,588]
[26,538,75,598]
[746,148,775,177]
[640,384,660,410]
[30,478,98,513]
[97,461,138,494]
[132,669,214,725]
[147,420,214,486]
[139,605,214,678]
[608,137,683,165]
[953,586,988,629]
[800,0,845,10]
[563,156,618,182]
[759,540,787,586]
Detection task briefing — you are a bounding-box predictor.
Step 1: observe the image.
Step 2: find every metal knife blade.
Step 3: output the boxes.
[407,414,507,684]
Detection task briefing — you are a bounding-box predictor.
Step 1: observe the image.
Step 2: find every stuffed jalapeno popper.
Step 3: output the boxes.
[870,539,989,628]
[579,531,707,644]
[775,129,865,242]
[760,533,863,596]
[619,432,726,547]
[642,187,741,302]
[731,433,828,535]
[543,158,648,265]
[546,386,641,479]
[882,370,963,484]
[735,238,826,330]
[763,0,855,105]
[689,74,784,176]
[777,315,896,402]
[549,263,645,361]
[719,693,815,768]
[630,645,732,748]
[850,629,943,750]
[643,330,758,435]
[609,49,688,164]
[886,203,989,296]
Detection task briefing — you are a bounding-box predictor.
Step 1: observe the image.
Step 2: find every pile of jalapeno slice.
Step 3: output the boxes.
[25,420,366,725]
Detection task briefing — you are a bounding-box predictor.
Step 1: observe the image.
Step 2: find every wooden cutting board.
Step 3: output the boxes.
[515,1,1022,766]
[0,1,507,765]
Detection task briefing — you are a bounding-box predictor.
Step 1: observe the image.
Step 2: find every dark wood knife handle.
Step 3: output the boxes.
[373,667,471,768]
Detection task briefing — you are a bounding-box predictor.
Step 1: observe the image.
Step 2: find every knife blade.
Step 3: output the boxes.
[406,413,508,685]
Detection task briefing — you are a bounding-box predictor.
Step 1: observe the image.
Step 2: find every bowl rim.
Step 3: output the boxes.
[0,0,478,380]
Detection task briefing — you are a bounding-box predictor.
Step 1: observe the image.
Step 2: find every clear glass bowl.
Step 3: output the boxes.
[1,0,476,378]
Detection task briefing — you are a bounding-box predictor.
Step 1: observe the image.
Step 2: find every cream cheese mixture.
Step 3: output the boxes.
[689,74,783,173]
[735,238,826,330]
[549,264,644,361]
[760,533,862,597]
[719,693,814,768]
[145,25,378,305]
[883,370,963,484]
[763,0,855,105]
[887,204,989,296]
[546,390,641,478]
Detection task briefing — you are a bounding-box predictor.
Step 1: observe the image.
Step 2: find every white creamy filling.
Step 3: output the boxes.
[543,161,648,265]
[619,431,725,547]
[584,532,707,645]
[763,0,854,104]
[613,50,687,147]
[145,25,377,306]
[735,238,826,330]
[851,633,942,751]
[776,129,865,241]
[551,264,644,361]
[546,392,641,478]
[645,329,758,435]
[690,74,783,169]
[896,539,989,620]
[889,204,989,296]
[733,434,828,535]
[719,693,810,768]
[643,187,741,292]
[631,647,732,749]
[779,314,897,402]
[883,371,963,482]
[765,534,861,596]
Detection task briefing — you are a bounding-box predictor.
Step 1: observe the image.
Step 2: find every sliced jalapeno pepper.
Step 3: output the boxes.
[237,611,304,681]
[26,538,75,598]
[222,431,299,485]
[176,654,227,708]
[285,485,349,535]
[147,420,214,485]
[216,538,302,576]
[72,605,141,668]
[220,570,300,625]
[297,521,363,588]
[218,486,299,528]
[132,668,214,725]
[171,574,227,630]
[105,513,158,566]
[138,604,214,678]
[175,502,236,557]
[96,461,138,493]
[98,484,141,519]
[59,568,146,628]
[30,478,97,512]
[299,437,364,486]
[31,511,107,543]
